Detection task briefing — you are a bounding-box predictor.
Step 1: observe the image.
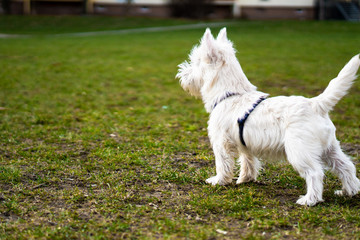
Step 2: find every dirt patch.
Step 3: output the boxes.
[341,142,360,160]
[170,151,211,169]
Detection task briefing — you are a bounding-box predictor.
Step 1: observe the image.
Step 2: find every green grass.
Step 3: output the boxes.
[1,16,360,239]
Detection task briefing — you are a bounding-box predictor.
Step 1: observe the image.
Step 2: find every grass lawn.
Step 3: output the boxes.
[1,16,360,239]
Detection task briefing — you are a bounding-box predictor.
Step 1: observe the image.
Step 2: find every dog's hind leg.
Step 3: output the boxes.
[236,153,261,184]
[284,136,325,206]
[325,141,360,196]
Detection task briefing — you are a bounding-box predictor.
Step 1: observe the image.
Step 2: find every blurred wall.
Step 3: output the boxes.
[5,0,317,19]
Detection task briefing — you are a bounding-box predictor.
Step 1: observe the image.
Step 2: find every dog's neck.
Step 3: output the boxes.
[202,62,258,113]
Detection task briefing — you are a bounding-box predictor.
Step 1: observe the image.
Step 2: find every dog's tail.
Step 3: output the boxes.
[312,54,360,115]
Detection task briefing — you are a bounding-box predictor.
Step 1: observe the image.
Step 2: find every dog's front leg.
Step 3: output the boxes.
[206,144,235,185]
[236,153,261,184]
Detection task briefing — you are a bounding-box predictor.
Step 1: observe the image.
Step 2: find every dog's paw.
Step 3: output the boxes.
[334,188,359,197]
[334,190,344,196]
[296,195,323,207]
[206,176,222,185]
[206,176,230,186]
[236,176,255,184]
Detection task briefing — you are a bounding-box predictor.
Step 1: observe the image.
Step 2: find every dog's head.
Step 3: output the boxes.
[176,28,235,98]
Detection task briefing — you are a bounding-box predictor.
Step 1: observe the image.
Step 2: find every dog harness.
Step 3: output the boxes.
[237,96,267,147]
[212,93,267,147]
[212,92,240,110]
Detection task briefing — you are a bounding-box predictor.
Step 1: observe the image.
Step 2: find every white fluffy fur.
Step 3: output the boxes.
[176,28,360,206]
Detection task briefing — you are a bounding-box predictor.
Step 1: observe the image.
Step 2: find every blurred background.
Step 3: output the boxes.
[1,0,359,21]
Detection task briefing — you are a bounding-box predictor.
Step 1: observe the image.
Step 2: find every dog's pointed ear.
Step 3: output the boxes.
[201,28,219,64]
[217,27,227,42]
[202,28,215,47]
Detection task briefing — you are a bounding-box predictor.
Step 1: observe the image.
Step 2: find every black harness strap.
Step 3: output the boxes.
[212,92,240,110]
[237,96,267,147]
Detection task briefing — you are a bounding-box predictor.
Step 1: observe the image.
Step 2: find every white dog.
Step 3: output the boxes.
[176,28,360,206]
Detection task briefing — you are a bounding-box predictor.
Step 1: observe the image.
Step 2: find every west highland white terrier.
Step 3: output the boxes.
[176,28,360,206]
